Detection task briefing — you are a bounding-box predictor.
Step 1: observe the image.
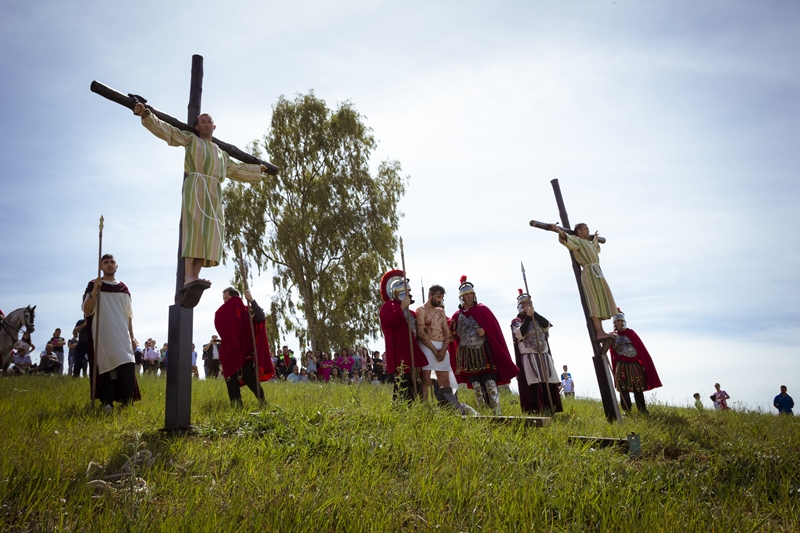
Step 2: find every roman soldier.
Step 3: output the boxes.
[378,269,428,402]
[609,310,662,414]
[450,276,519,415]
[511,289,563,415]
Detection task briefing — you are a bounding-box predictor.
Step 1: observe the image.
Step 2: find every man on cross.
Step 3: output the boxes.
[133,103,268,288]
[549,223,617,339]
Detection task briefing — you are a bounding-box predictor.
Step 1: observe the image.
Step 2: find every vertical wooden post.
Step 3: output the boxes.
[164,55,203,431]
[550,179,622,422]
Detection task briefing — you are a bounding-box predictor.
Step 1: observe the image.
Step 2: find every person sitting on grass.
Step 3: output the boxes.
[39,344,62,374]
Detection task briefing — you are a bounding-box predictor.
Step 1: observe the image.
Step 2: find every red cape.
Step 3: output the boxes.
[449,304,519,387]
[214,297,275,382]
[610,328,662,391]
[83,280,141,402]
[379,300,428,375]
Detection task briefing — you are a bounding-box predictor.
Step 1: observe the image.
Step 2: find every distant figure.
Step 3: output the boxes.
[562,365,572,380]
[561,375,575,398]
[774,386,794,415]
[286,365,301,383]
[72,319,89,378]
[191,343,199,378]
[203,335,222,378]
[48,328,66,372]
[693,393,704,410]
[39,344,62,374]
[712,383,730,410]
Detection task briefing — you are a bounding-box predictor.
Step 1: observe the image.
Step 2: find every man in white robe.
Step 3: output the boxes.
[82,254,139,410]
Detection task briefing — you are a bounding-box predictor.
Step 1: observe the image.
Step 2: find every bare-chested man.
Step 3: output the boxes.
[416,285,471,413]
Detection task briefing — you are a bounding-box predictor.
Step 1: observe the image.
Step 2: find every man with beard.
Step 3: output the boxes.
[511,290,563,415]
[81,254,140,411]
[450,276,519,415]
[416,285,471,413]
[214,287,275,407]
[609,310,662,414]
[379,269,428,402]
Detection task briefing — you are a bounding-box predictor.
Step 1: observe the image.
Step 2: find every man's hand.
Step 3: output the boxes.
[244,290,254,303]
[400,295,411,309]
[92,276,103,296]
[133,102,147,117]
[435,347,448,362]
[526,307,535,317]
[260,164,268,173]
[476,328,485,337]
[131,339,137,353]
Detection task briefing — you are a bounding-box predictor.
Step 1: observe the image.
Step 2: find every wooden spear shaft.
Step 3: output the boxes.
[399,237,418,398]
[91,215,104,405]
[521,261,555,414]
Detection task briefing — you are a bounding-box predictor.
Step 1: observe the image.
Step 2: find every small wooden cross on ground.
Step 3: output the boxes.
[91,55,277,431]
[529,179,622,422]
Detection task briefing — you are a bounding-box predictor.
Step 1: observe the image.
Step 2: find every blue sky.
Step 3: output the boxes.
[1,0,798,410]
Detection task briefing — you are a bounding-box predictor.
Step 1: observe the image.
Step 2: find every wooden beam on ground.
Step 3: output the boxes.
[466,415,552,427]
[568,433,641,458]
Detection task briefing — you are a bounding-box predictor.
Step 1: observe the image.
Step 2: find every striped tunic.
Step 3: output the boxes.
[142,112,263,267]
[561,234,617,319]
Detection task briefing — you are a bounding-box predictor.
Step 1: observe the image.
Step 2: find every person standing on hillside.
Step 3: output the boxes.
[81,254,140,411]
[774,386,794,415]
[214,287,274,407]
[609,310,662,414]
[511,290,563,415]
[416,284,470,413]
[379,269,428,402]
[450,276,519,415]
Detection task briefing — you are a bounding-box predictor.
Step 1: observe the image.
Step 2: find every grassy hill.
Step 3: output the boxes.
[1,374,798,532]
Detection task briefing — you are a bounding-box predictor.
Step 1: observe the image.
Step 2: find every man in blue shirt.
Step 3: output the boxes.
[774,386,794,415]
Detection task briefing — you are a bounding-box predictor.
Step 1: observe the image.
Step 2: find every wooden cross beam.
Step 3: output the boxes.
[529,179,622,423]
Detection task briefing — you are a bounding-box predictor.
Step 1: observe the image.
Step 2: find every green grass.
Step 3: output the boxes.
[1,374,799,532]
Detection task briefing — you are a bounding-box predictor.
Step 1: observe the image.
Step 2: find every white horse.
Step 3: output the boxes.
[1,306,36,370]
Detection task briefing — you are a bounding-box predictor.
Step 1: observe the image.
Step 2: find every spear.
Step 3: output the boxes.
[91,216,104,405]
[234,240,261,401]
[399,237,419,398]
[521,261,555,414]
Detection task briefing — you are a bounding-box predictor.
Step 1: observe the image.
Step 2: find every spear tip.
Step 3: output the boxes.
[520,261,526,273]
[99,215,104,231]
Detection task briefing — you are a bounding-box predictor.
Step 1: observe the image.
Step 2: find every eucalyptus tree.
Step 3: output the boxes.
[223,92,406,351]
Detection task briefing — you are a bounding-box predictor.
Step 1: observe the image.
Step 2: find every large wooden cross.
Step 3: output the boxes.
[90,55,277,431]
[529,179,622,422]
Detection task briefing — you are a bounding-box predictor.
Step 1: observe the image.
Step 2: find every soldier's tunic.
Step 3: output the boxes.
[141,112,263,267]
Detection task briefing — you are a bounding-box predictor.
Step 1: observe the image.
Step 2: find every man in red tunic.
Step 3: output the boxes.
[450,276,519,415]
[214,287,275,407]
[379,269,428,402]
[609,310,662,414]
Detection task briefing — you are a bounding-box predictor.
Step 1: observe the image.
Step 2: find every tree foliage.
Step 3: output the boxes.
[223,92,406,351]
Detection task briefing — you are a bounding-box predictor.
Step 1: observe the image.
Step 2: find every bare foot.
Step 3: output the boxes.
[596,331,612,340]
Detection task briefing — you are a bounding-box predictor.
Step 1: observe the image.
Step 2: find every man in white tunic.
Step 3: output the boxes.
[82,254,139,410]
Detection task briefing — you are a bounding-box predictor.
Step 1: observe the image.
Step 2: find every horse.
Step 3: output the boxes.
[1,306,36,371]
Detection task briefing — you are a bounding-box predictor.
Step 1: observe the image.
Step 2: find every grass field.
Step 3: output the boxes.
[1,374,798,532]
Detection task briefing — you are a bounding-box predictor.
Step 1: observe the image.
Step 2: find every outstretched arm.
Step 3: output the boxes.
[134,102,193,148]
